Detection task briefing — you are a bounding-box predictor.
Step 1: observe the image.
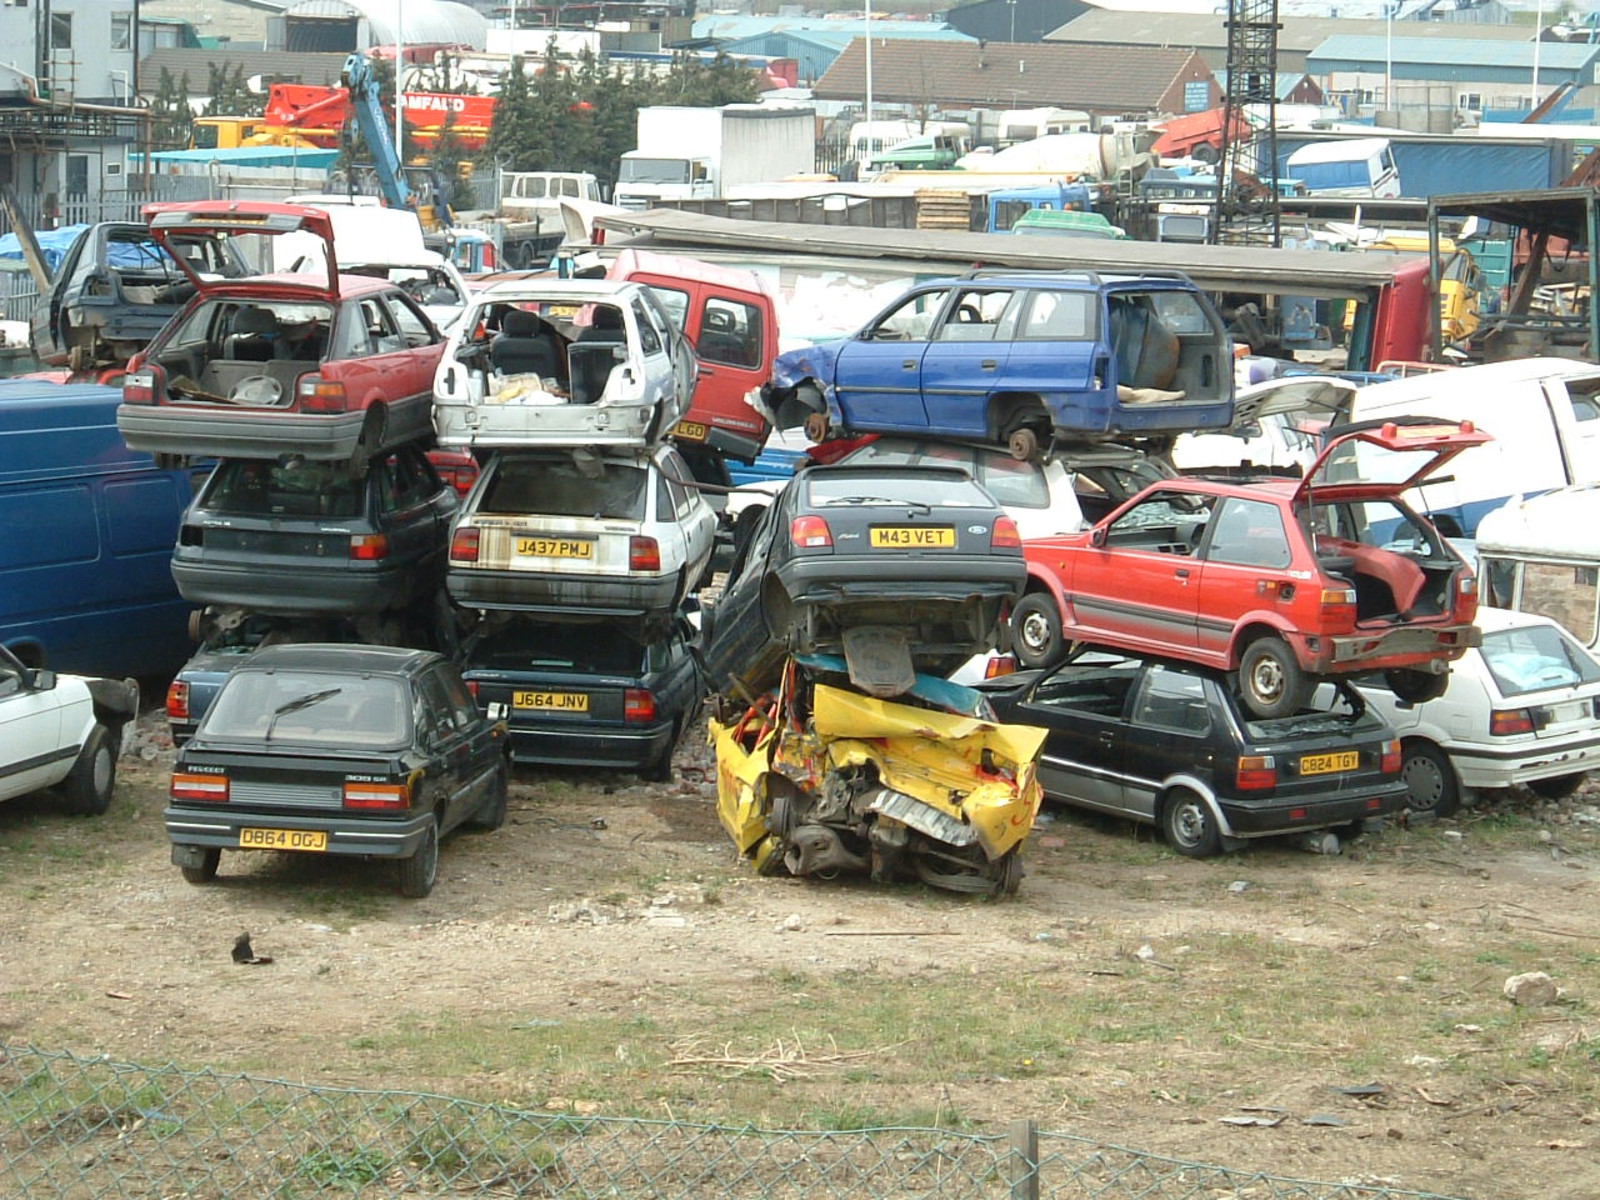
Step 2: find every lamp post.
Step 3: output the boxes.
[1384,0,1393,111]
[1532,0,1545,109]
[864,0,873,134]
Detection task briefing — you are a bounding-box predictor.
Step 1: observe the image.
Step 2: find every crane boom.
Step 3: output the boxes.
[341,52,411,211]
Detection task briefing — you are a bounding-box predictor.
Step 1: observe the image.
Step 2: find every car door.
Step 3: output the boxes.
[920,285,1022,437]
[416,666,478,828]
[1011,660,1141,816]
[332,293,439,428]
[437,662,501,810]
[29,226,92,364]
[1193,495,1297,665]
[1002,287,1101,423]
[0,660,67,802]
[1122,662,1217,820]
[829,287,950,431]
[374,447,450,576]
[661,446,716,578]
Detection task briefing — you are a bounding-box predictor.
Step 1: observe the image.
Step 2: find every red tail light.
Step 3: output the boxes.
[991,517,1022,548]
[296,375,348,412]
[1380,738,1401,774]
[123,366,165,405]
[343,780,411,809]
[624,688,657,723]
[172,772,228,802]
[165,680,190,721]
[629,536,661,572]
[1454,572,1479,621]
[1491,709,1536,736]
[1236,754,1277,790]
[465,679,479,698]
[450,527,480,563]
[985,655,1018,679]
[349,533,390,560]
[1318,585,1357,627]
[790,515,833,549]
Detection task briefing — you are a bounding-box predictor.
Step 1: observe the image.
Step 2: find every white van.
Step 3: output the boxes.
[1344,357,1600,537]
[1476,484,1600,652]
[1284,136,1402,199]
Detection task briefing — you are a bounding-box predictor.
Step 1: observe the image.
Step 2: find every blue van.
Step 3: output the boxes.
[0,381,197,678]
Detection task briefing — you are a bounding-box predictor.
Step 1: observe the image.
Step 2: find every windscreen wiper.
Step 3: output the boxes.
[265,687,343,741]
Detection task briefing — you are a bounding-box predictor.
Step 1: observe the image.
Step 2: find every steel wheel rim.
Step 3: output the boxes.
[92,748,113,796]
[1172,802,1207,847]
[1019,611,1051,654]
[1249,658,1285,703]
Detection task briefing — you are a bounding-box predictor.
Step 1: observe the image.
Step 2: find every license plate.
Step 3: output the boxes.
[544,303,580,319]
[870,526,956,549]
[516,537,594,560]
[1300,751,1359,776]
[674,420,709,441]
[240,827,328,852]
[513,691,590,712]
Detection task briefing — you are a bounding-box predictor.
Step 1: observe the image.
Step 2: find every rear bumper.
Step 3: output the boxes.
[164,805,434,859]
[1447,732,1600,792]
[1222,782,1410,837]
[1296,622,1481,673]
[780,555,1026,603]
[118,397,431,461]
[448,566,679,616]
[505,721,674,769]
[173,559,433,615]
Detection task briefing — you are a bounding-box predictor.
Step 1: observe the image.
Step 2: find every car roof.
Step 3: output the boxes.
[1471,606,1567,636]
[237,643,439,675]
[471,278,645,304]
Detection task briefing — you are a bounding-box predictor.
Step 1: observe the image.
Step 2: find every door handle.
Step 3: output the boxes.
[981,359,998,369]
[1175,568,1191,579]
[903,360,917,369]
[1098,730,1115,744]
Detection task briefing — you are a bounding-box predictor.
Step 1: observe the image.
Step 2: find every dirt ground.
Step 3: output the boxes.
[5,710,1600,1200]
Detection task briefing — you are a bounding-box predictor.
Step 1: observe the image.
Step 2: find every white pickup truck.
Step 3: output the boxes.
[0,644,139,815]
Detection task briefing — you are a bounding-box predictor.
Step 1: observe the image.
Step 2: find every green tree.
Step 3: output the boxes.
[148,67,193,150]
[201,62,264,117]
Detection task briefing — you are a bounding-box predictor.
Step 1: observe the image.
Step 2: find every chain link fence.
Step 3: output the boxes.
[1,1044,1468,1200]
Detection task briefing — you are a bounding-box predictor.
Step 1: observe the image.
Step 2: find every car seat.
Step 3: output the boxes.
[491,308,562,379]
[226,307,281,362]
[570,306,626,404]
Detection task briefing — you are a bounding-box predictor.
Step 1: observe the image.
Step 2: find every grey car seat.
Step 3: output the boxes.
[491,308,562,379]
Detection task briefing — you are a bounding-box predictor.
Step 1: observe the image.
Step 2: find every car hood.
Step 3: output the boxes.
[145,201,339,299]
[1296,419,1494,505]
[770,338,847,393]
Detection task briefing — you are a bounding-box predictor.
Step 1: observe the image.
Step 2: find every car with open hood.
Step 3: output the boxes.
[1019,419,1491,719]
[117,201,446,470]
[432,278,696,451]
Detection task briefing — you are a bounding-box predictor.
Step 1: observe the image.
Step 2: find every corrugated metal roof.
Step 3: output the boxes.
[1309,33,1600,68]
[693,16,972,43]
[285,0,488,48]
[138,47,351,89]
[1047,10,1531,51]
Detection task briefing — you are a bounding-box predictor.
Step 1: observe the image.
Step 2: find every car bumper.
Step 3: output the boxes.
[118,398,431,461]
[1222,781,1411,838]
[164,805,434,859]
[780,555,1025,603]
[1445,732,1600,792]
[1298,623,1481,673]
[448,567,679,617]
[173,561,433,615]
[505,721,674,769]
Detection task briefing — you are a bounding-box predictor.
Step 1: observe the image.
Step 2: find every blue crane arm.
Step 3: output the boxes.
[340,52,411,210]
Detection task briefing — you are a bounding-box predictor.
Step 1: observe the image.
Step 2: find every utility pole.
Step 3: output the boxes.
[1211,0,1281,248]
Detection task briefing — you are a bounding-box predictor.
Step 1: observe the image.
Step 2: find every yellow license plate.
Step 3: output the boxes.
[1300,751,1359,776]
[674,420,709,441]
[544,303,580,319]
[240,827,328,852]
[513,691,590,712]
[516,537,594,559]
[870,526,956,549]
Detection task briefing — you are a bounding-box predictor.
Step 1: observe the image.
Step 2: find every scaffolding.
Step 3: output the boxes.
[1211,0,1281,247]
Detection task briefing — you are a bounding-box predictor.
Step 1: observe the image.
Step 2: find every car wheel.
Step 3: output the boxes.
[469,761,509,830]
[59,723,116,816]
[803,410,830,443]
[1161,790,1222,858]
[1237,637,1309,720]
[1385,667,1448,705]
[1529,772,1588,801]
[1007,426,1039,462]
[397,816,440,898]
[1400,739,1460,818]
[180,848,221,885]
[1012,593,1067,670]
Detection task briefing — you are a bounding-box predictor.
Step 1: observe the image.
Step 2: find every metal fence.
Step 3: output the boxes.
[1,1044,1468,1200]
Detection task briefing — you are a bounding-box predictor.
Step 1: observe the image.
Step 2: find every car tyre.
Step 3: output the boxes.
[643,718,681,784]
[397,816,440,898]
[1385,667,1448,705]
[59,723,116,816]
[1238,636,1309,720]
[1161,790,1222,858]
[803,410,830,443]
[1529,772,1588,801]
[1007,426,1039,462]
[180,848,221,885]
[1012,593,1067,670]
[1400,739,1460,818]
[470,761,509,830]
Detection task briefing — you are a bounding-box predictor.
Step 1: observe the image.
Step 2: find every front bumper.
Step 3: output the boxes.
[448,566,679,617]
[165,805,434,859]
[1222,782,1410,838]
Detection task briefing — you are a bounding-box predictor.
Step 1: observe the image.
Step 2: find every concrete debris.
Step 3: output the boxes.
[1227,880,1250,893]
[779,913,804,933]
[1503,971,1561,1008]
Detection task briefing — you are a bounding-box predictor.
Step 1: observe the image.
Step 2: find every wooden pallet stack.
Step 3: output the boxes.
[915,189,975,231]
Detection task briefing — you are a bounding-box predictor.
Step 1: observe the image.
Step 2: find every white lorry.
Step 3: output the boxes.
[614,104,816,210]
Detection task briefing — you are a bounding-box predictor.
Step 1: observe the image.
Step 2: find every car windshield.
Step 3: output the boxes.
[477,458,647,521]
[201,670,409,747]
[806,471,992,509]
[467,623,648,674]
[200,460,365,518]
[1480,623,1600,698]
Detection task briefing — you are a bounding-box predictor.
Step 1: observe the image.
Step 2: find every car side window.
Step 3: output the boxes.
[661,450,697,519]
[1131,664,1211,735]
[0,660,20,700]
[865,289,947,342]
[1028,666,1138,717]
[365,298,404,354]
[1021,290,1094,340]
[700,296,762,368]
[385,294,439,348]
[418,670,470,737]
[934,288,1019,343]
[436,666,481,730]
[631,299,663,355]
[1205,497,1292,568]
[413,677,451,745]
[379,449,433,510]
[1105,492,1215,555]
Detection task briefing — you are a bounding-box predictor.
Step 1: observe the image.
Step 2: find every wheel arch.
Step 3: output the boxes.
[986,392,1047,442]
[1225,617,1300,670]
[1156,777,1237,840]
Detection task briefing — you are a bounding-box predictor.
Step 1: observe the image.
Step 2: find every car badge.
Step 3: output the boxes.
[968,525,986,534]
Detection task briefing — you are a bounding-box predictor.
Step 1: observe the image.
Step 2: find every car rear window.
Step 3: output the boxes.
[1481,623,1600,698]
[477,459,647,520]
[466,623,647,675]
[1242,681,1374,739]
[806,470,992,509]
[201,670,408,748]
[200,461,365,518]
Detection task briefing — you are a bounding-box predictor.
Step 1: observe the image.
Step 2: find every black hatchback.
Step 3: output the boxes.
[165,644,509,897]
[984,654,1409,857]
[703,463,1025,701]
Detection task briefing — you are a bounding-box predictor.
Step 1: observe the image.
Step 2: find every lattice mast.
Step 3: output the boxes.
[1211,0,1282,247]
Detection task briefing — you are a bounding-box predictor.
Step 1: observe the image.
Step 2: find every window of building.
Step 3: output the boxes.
[1457,92,1482,110]
[50,11,70,49]
[111,12,132,51]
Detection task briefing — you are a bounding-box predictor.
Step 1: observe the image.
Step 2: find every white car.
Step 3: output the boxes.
[447,442,717,624]
[432,279,696,451]
[1357,607,1600,816]
[0,644,138,815]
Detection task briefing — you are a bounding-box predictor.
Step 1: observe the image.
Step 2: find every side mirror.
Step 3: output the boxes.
[27,668,56,691]
[1090,526,1108,549]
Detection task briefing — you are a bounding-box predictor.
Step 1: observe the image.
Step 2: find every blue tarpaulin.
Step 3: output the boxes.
[138,146,339,170]
[0,224,89,274]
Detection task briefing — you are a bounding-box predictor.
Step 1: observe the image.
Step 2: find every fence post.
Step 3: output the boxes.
[1007,1117,1039,1200]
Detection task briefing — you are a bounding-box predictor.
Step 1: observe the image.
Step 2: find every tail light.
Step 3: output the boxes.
[1380,738,1402,774]
[1454,572,1479,620]
[349,533,390,561]
[985,655,1018,679]
[172,772,228,802]
[465,679,479,698]
[1491,709,1537,736]
[440,465,477,496]
[991,517,1022,548]
[1319,585,1357,626]
[1236,754,1277,790]
[166,680,190,721]
[123,366,165,405]
[343,780,411,809]
[296,375,348,412]
[790,515,833,549]
[629,536,661,572]
[624,688,657,723]
[450,527,480,563]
